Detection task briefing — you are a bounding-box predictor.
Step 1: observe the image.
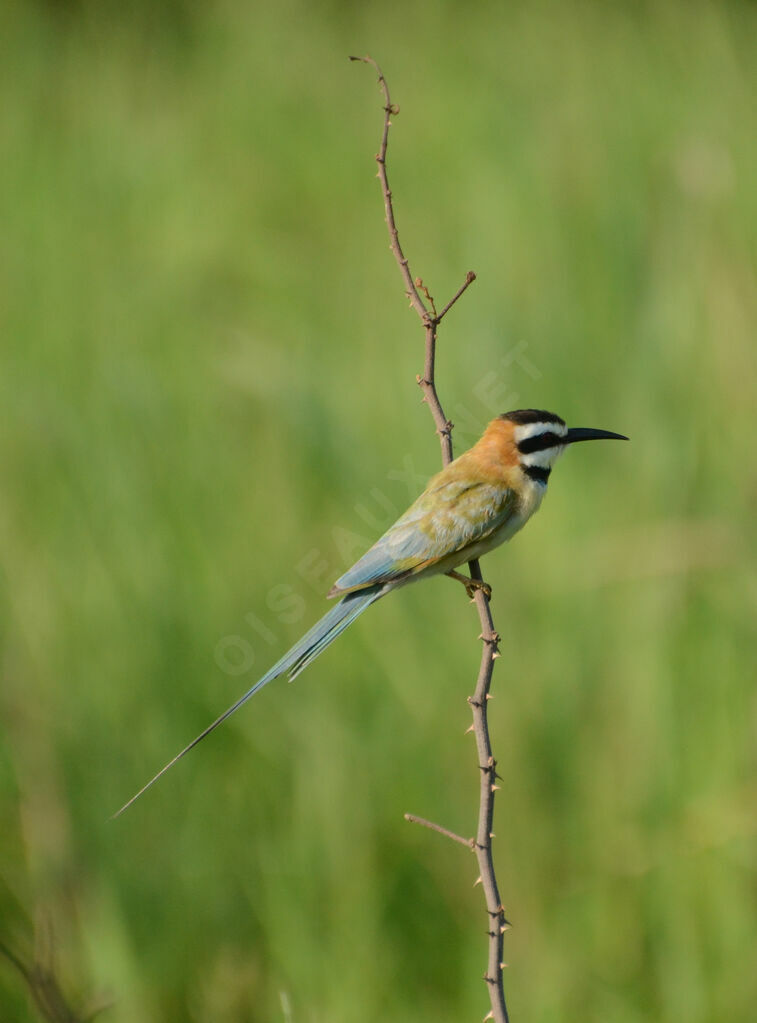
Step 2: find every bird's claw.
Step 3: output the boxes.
[465,579,492,601]
[447,570,492,601]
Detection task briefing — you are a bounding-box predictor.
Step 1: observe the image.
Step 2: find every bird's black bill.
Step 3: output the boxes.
[565,427,628,444]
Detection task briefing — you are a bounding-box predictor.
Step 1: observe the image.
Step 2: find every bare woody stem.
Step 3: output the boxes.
[352,55,509,1023]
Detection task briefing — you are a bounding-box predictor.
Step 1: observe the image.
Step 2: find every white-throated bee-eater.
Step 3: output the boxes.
[114,409,627,817]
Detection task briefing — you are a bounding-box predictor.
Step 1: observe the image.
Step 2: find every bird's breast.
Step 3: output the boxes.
[514,474,547,524]
[434,477,546,574]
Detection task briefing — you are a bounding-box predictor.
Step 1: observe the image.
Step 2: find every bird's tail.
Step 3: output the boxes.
[112,586,383,818]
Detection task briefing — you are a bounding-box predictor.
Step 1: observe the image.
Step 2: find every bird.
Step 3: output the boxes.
[113,409,627,817]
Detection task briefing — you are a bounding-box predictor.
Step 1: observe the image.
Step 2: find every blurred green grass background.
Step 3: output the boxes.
[1,1,756,1020]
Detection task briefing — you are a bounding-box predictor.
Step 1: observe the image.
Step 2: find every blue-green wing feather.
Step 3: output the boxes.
[332,474,514,594]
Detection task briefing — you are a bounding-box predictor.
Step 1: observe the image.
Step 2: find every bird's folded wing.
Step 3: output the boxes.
[330,475,515,595]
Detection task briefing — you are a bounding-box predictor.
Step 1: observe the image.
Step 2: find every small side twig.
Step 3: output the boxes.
[437,270,477,324]
[404,814,475,849]
[354,56,509,1023]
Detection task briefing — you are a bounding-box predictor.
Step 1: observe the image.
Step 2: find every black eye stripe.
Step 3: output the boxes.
[517,431,563,454]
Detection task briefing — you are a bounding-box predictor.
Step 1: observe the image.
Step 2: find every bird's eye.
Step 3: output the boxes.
[517,431,562,454]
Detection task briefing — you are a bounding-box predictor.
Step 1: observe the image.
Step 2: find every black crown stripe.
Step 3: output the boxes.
[500,409,566,427]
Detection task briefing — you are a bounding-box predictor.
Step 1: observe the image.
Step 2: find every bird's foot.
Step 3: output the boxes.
[467,579,492,601]
[446,570,492,601]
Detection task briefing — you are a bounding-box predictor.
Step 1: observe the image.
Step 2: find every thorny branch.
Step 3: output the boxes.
[351,56,509,1023]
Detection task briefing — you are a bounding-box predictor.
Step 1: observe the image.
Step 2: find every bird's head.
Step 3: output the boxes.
[499,409,628,484]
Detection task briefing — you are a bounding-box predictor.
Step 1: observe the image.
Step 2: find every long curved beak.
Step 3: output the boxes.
[565,427,629,444]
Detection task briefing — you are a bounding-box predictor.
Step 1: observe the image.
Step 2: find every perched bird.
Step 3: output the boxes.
[114,409,626,816]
